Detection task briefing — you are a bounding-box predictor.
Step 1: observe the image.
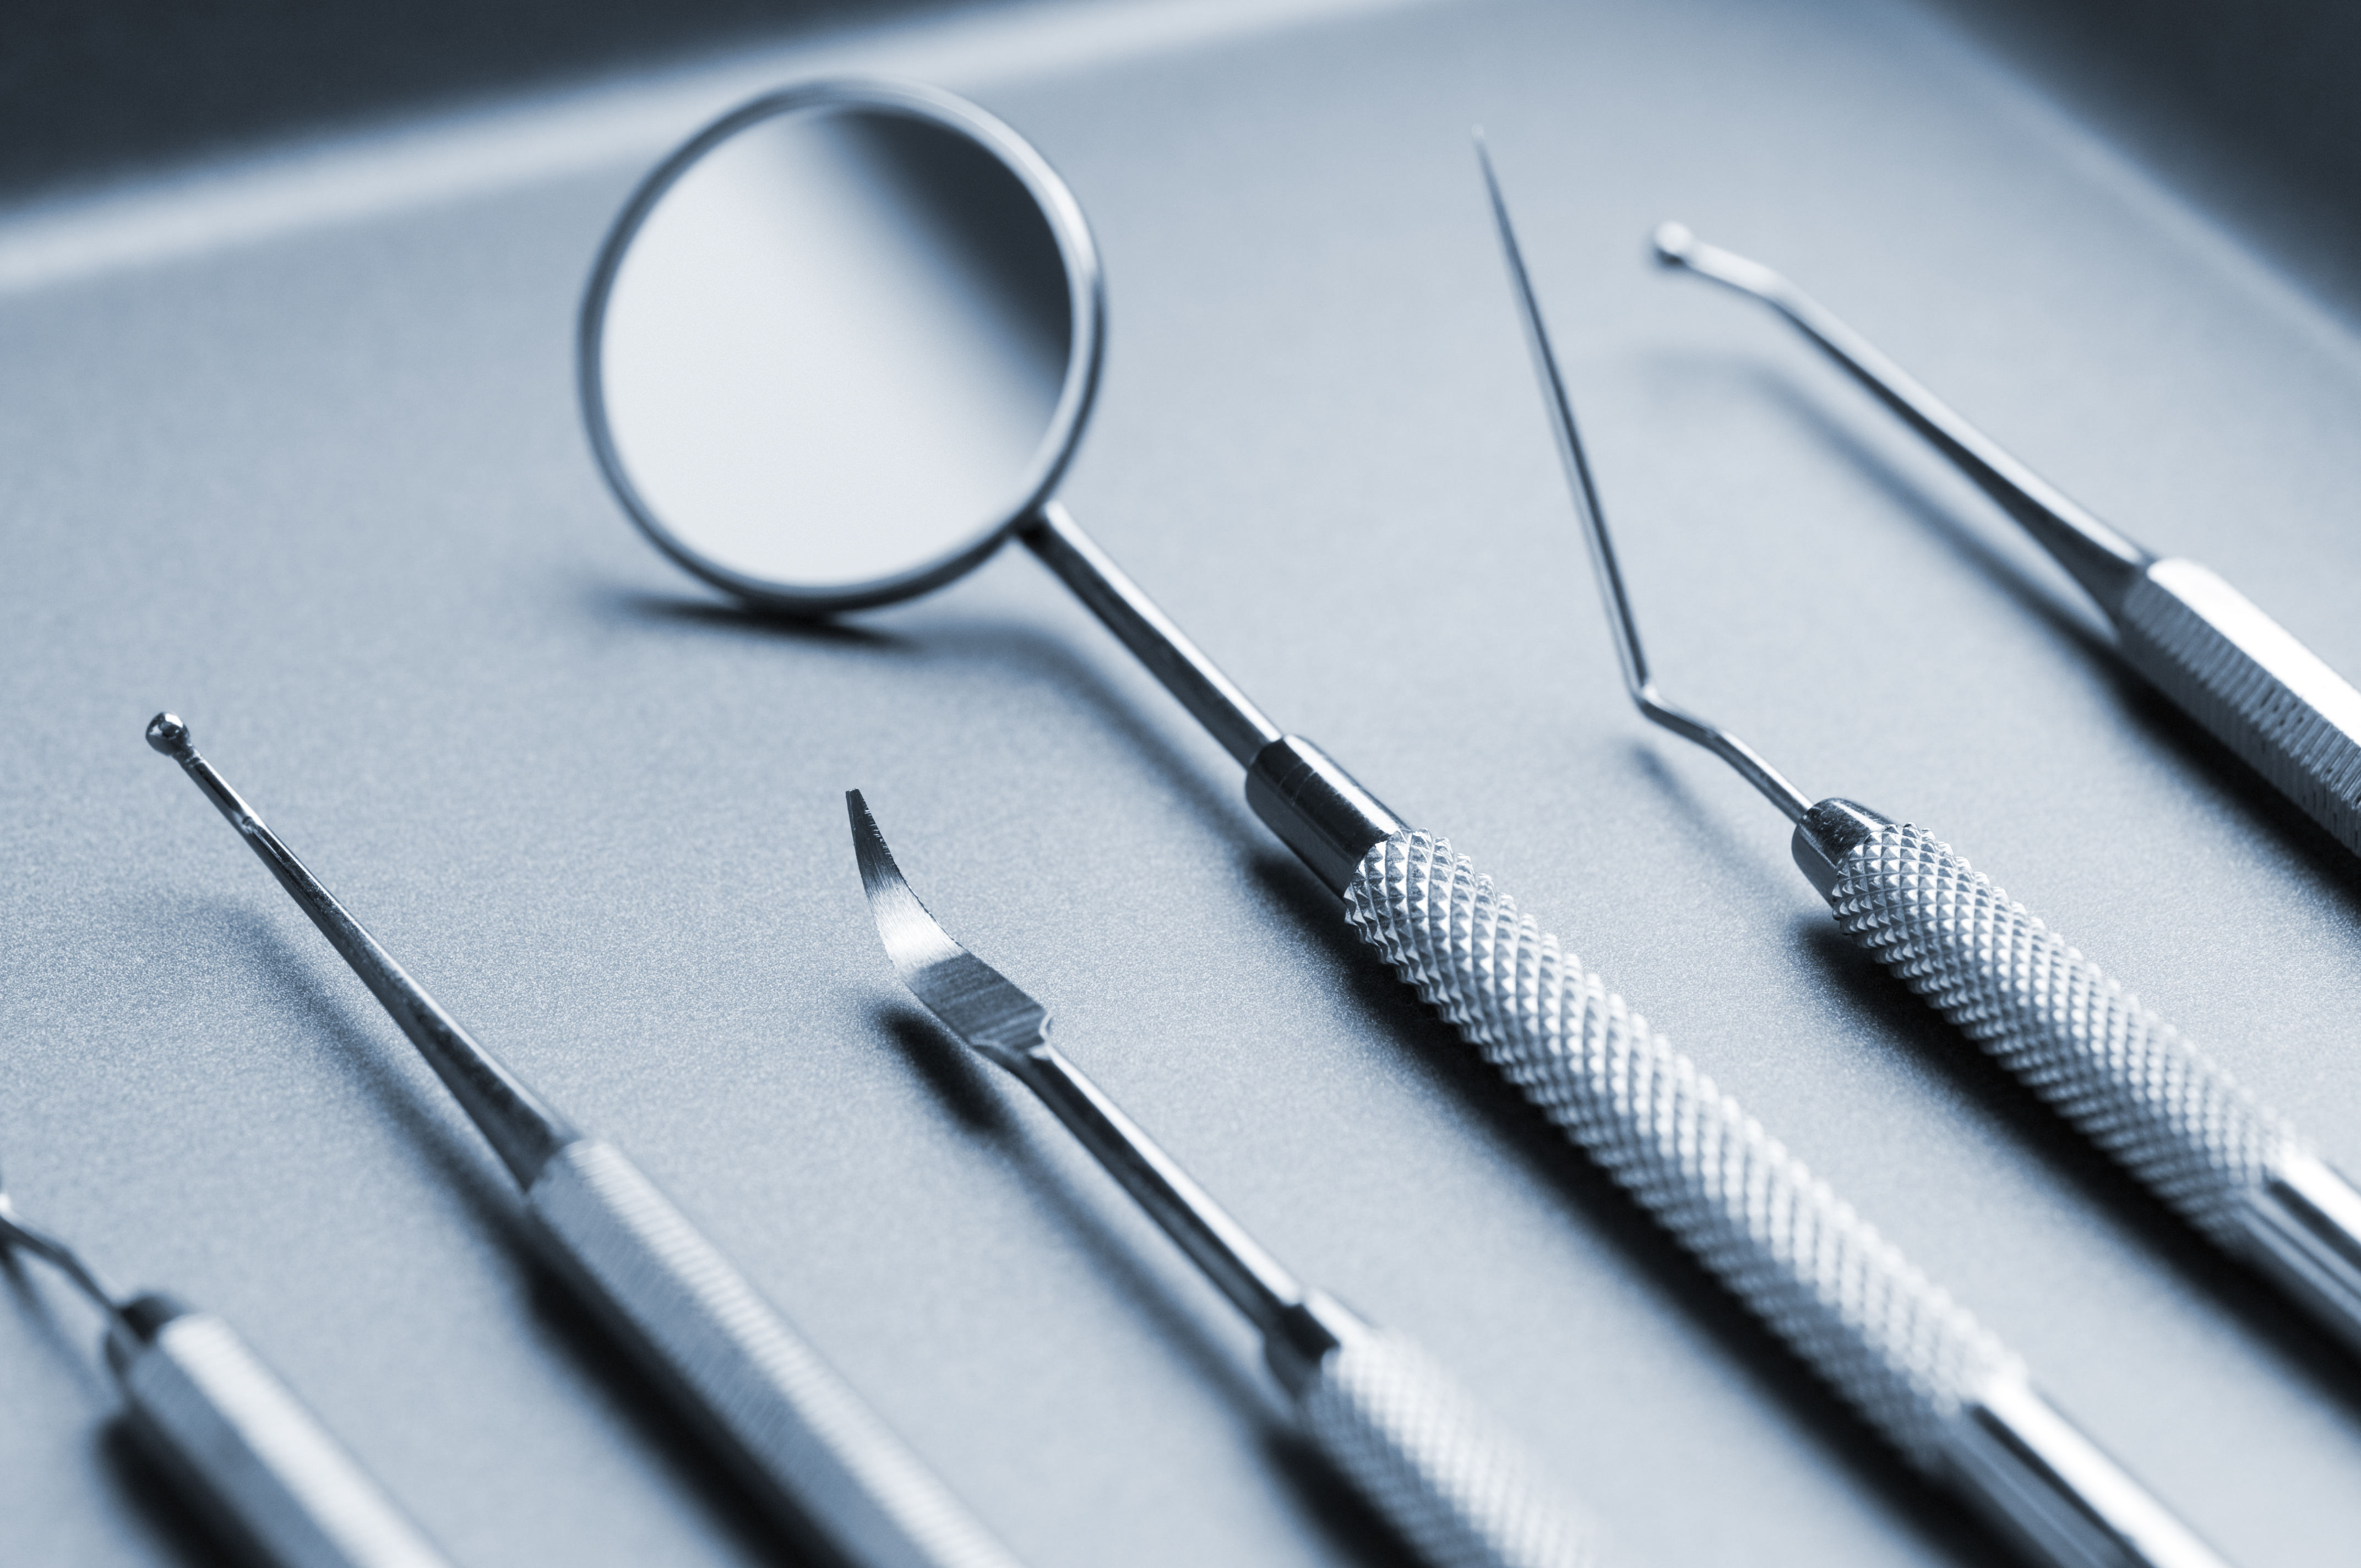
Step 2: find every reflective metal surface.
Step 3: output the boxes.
[581,79,1102,613]
[150,720,1026,1568]
[13,3,2361,1562]
[1488,148,2233,1567]
[850,790,1600,1568]
[2,1162,453,1568]
[1654,224,2361,860]
[1527,208,2361,1377]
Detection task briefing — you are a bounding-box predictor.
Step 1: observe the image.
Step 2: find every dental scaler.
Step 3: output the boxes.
[1492,173,2361,1364]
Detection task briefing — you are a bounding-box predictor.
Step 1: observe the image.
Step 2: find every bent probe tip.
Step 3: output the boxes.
[1478,160,1814,822]
[1650,221,1695,268]
[145,712,194,760]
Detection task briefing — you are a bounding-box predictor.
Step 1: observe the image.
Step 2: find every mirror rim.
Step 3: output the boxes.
[578,77,1107,615]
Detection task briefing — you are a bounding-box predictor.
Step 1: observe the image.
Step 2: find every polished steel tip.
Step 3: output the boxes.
[145,712,193,759]
[1651,221,1696,268]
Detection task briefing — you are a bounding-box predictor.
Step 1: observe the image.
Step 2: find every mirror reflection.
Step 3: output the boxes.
[595,104,1075,596]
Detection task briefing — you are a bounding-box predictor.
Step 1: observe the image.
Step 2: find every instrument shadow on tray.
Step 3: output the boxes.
[94,1421,246,1568]
[186,899,796,1560]
[1731,364,2117,665]
[187,896,525,1245]
[1748,368,2361,907]
[873,999,1282,1417]
[622,589,1259,843]
[1793,917,2361,1423]
[874,999,1445,1568]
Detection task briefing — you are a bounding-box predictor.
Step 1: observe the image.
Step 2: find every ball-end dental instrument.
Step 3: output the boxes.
[145,712,1026,1568]
[1482,141,2237,1568]
[1507,154,2361,1358]
[1,1152,453,1568]
[848,788,1600,1568]
[586,80,2232,1568]
[1651,220,2361,859]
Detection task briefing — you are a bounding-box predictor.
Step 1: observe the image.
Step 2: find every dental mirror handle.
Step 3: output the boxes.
[1658,227,2361,861]
[1341,827,2232,1568]
[523,1140,1025,1568]
[1014,1050,1600,1568]
[105,1295,453,1568]
[1000,508,2223,1560]
[1796,801,2361,1355]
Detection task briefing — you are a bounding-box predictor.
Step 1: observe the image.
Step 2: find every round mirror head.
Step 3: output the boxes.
[580,80,1103,613]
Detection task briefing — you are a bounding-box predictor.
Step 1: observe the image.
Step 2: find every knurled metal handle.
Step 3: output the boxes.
[526,1139,1023,1568]
[1826,818,2361,1353]
[1340,831,2234,1567]
[1342,829,2017,1471]
[113,1312,453,1568]
[1294,1315,1599,1568]
[2118,558,2361,857]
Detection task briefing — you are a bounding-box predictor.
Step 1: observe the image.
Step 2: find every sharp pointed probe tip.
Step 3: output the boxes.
[844,788,900,904]
[1651,221,1696,269]
[145,712,193,759]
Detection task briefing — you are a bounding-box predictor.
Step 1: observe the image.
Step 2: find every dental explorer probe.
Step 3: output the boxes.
[589,88,2217,1566]
[1652,222,2361,859]
[145,715,1026,1568]
[1,1155,452,1568]
[1534,209,2361,1363]
[848,791,1599,1568]
[1482,143,2230,1568]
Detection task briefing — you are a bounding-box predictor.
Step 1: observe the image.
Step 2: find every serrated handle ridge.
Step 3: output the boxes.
[1298,1328,1598,1568]
[1829,821,2302,1247]
[2119,560,2361,856]
[529,1140,1022,1568]
[1342,830,2018,1468]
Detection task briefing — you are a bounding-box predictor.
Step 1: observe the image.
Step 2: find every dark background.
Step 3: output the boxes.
[11,0,2361,312]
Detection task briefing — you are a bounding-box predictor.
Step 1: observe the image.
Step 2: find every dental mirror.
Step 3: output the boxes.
[581,79,1102,611]
[587,78,1366,826]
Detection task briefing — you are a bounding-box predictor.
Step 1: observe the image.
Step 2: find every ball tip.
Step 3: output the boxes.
[145,712,192,758]
[1651,221,1695,268]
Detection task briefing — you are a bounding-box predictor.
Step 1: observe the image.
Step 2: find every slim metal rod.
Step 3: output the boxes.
[145,715,577,1186]
[1020,500,1284,767]
[1652,222,2153,615]
[1479,141,1814,823]
[0,1190,124,1325]
[1012,1045,1304,1337]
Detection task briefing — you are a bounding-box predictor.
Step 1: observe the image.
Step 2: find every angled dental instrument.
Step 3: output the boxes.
[1500,173,2361,1362]
[1,1151,453,1568]
[1481,143,2238,1568]
[146,714,1025,1568]
[1651,221,2361,858]
[587,79,2228,1568]
[848,789,1598,1568]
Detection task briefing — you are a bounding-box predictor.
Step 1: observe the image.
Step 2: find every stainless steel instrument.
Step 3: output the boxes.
[146,714,1024,1568]
[1651,221,2361,859]
[1,1156,453,1568]
[580,81,2231,1567]
[1491,140,2331,1563]
[849,789,1600,1568]
[1508,175,2361,1370]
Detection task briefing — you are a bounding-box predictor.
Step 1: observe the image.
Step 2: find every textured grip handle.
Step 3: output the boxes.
[1296,1320,1598,1568]
[527,1140,1021,1568]
[2118,558,2361,856]
[1827,819,2361,1349]
[114,1313,452,1568]
[1342,831,2017,1470]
